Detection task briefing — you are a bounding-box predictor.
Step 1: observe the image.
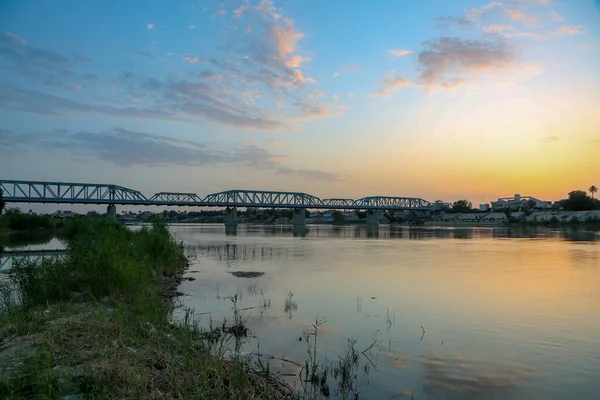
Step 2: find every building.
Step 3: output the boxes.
[491,194,552,211]
[479,204,490,212]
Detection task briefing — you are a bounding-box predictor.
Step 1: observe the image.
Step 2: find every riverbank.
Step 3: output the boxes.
[0,218,293,399]
[423,210,600,227]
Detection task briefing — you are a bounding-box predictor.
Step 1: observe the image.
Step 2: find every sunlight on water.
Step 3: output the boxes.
[172,224,600,400]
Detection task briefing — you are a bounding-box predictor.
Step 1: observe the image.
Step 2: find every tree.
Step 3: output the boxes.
[562,190,597,211]
[0,188,5,215]
[590,185,598,199]
[452,200,472,213]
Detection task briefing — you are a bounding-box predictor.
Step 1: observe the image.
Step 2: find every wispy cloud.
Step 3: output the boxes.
[390,49,411,57]
[550,9,563,21]
[0,127,342,181]
[183,54,199,63]
[0,3,342,131]
[146,23,155,30]
[373,73,412,98]
[551,26,583,36]
[504,9,525,20]
[484,24,515,33]
[233,4,250,18]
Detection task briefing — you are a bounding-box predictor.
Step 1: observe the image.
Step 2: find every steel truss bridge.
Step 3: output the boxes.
[0,180,440,211]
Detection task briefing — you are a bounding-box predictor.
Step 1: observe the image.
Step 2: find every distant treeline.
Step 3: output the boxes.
[0,209,65,232]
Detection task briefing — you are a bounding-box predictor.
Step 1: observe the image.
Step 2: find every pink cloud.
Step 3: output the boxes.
[285,55,311,68]
[504,9,525,20]
[390,49,411,57]
[374,74,412,98]
[552,26,583,36]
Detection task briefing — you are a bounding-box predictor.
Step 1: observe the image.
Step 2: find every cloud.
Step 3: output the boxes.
[374,74,412,98]
[543,136,560,143]
[188,25,196,29]
[0,1,342,130]
[416,37,515,88]
[0,127,342,181]
[390,49,411,57]
[347,92,355,98]
[276,167,343,182]
[484,24,515,33]
[0,32,96,89]
[146,23,155,30]
[233,4,250,18]
[505,31,542,39]
[0,81,286,131]
[434,15,476,28]
[551,26,583,36]
[333,72,339,77]
[550,9,563,21]
[504,9,525,20]
[183,54,200,63]
[374,33,521,96]
[265,138,283,148]
[284,55,311,68]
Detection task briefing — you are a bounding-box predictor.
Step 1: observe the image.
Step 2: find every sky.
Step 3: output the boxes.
[1,0,599,208]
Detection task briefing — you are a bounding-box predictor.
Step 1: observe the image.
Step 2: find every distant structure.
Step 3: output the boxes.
[490,194,552,211]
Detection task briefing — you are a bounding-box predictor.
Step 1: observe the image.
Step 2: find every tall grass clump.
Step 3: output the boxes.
[0,217,294,399]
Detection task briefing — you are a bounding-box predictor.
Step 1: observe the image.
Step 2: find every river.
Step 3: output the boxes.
[173,224,600,400]
[3,224,599,399]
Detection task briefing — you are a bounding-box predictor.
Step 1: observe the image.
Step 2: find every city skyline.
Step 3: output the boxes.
[1,0,599,207]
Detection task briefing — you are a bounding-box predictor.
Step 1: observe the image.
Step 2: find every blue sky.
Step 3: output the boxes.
[1,0,599,206]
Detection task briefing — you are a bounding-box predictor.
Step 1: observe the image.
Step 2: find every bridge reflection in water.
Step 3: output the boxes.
[0,249,65,271]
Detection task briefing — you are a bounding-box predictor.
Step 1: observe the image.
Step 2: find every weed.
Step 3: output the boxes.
[284,291,298,319]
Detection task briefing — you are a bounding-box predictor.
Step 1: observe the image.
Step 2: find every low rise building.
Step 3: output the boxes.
[491,194,552,211]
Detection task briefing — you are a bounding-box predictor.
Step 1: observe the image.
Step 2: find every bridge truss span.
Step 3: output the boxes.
[353,196,433,210]
[0,180,148,205]
[149,192,203,204]
[202,190,324,208]
[0,179,440,211]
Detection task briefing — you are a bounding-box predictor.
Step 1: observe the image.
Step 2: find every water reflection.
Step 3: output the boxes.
[174,223,600,400]
[0,232,59,249]
[420,354,535,400]
[177,223,600,242]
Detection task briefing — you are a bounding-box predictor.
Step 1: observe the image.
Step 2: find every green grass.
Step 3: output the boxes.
[0,217,294,399]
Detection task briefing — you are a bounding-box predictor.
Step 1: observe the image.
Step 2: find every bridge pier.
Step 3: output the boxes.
[106,205,117,221]
[292,208,306,237]
[292,208,306,227]
[224,207,238,229]
[366,209,380,227]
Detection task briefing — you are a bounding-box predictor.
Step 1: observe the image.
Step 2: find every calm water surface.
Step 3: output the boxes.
[172,224,600,400]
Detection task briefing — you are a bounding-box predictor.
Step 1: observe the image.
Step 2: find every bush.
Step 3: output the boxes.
[8,217,183,308]
[7,213,55,231]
